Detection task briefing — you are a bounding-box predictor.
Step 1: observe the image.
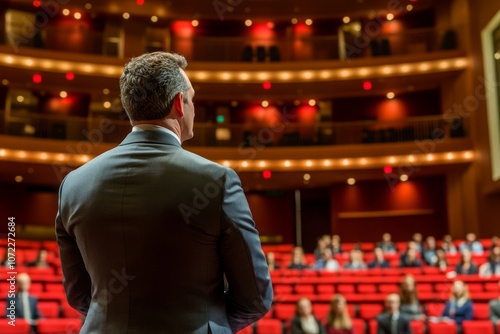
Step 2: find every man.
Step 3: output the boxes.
[56,52,273,334]
[5,273,43,332]
[459,233,484,255]
[368,247,390,269]
[376,294,411,334]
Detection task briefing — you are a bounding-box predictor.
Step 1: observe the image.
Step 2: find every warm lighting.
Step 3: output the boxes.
[74,12,82,20]
[343,16,351,24]
[62,9,70,16]
[455,59,467,67]
[136,0,145,5]
[123,12,130,19]
[464,151,473,159]
[427,154,434,161]
[39,153,48,160]
[320,71,332,79]
[342,159,350,166]
[261,100,269,108]
[291,18,298,24]
[305,19,313,26]
[294,100,301,106]
[220,72,231,80]
[408,155,415,162]
[386,13,395,21]
[103,101,111,109]
[363,81,372,90]
[384,166,393,174]
[447,153,455,160]
[262,170,272,179]
[245,19,253,27]
[360,158,367,165]
[18,151,26,158]
[33,0,40,7]
[347,178,356,185]
[85,3,92,9]
[15,176,23,183]
[259,161,266,167]
[267,22,275,29]
[388,156,396,164]
[406,4,413,11]
[2,79,8,85]
[263,81,272,90]
[0,149,5,156]
[242,161,249,168]
[32,74,42,83]
[66,72,75,80]
[223,161,230,167]
[400,174,409,182]
[495,53,500,60]
[231,101,238,107]
[439,61,450,69]
[308,99,316,107]
[302,71,313,79]
[151,16,158,23]
[386,92,395,99]
[60,91,68,98]
[284,160,291,167]
[192,20,199,27]
[306,160,313,167]
[419,63,430,71]
[16,96,24,103]
[280,72,292,80]
[103,88,110,95]
[303,174,311,181]
[400,65,411,73]
[324,160,331,166]
[257,72,270,81]
[382,66,393,75]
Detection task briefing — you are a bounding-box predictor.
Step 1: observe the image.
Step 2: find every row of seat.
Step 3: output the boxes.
[0,318,82,334]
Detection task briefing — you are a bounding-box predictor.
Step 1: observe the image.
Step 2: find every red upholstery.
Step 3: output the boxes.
[0,319,31,334]
[274,303,296,321]
[38,301,60,318]
[37,318,83,334]
[473,303,490,320]
[428,321,458,334]
[255,319,282,334]
[358,304,383,320]
[426,303,446,317]
[462,320,494,334]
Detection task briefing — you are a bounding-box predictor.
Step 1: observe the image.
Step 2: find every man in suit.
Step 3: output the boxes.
[56,51,273,334]
[5,273,43,333]
[376,294,412,334]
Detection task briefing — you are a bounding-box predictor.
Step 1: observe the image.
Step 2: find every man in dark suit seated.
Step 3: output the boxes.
[376,294,412,334]
[368,247,390,268]
[56,51,273,334]
[5,273,43,333]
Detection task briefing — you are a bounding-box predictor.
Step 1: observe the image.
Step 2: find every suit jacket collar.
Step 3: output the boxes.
[119,129,182,148]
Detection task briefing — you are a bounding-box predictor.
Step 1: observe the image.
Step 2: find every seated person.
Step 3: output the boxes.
[479,245,500,277]
[343,249,366,270]
[288,246,310,270]
[399,275,424,320]
[5,273,43,333]
[24,249,52,268]
[376,294,411,334]
[314,248,340,271]
[400,248,422,268]
[368,247,390,269]
[331,235,343,256]
[376,233,397,254]
[455,249,478,275]
[423,236,438,265]
[442,280,473,331]
[266,251,280,270]
[291,297,326,334]
[325,294,354,334]
[490,236,500,251]
[489,280,500,324]
[435,249,448,272]
[412,233,424,252]
[441,234,458,254]
[314,236,330,260]
[459,233,484,255]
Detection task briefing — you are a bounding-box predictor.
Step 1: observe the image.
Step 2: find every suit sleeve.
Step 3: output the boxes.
[55,178,92,315]
[464,301,473,321]
[219,168,273,333]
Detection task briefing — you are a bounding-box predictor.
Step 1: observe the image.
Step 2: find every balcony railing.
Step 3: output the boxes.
[0,113,467,148]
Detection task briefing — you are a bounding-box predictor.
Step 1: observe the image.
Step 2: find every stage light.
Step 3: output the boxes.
[192,20,199,27]
[308,99,316,107]
[263,81,272,90]
[66,72,75,81]
[137,0,144,5]
[123,12,130,19]
[151,16,158,23]
[305,19,313,26]
[262,100,269,108]
[343,16,350,24]
[60,91,68,98]
[347,178,356,185]
[386,92,395,99]
[386,13,394,21]
[363,81,372,90]
[33,74,42,84]
[384,166,393,174]
[245,20,253,27]
[216,115,225,123]
[74,12,82,20]
[400,174,409,182]
[262,170,272,179]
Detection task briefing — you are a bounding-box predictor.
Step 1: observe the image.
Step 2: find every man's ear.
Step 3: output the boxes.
[172,92,185,118]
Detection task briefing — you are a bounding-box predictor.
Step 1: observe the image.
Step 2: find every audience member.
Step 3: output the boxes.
[490,236,500,251]
[400,248,422,268]
[291,297,326,334]
[331,235,343,256]
[266,252,280,270]
[24,249,52,268]
[368,247,390,269]
[343,249,366,270]
[5,273,43,333]
[412,233,424,252]
[314,248,340,271]
[289,246,309,269]
[479,245,500,277]
[441,235,458,254]
[455,249,478,275]
[315,236,330,260]
[325,294,353,334]
[0,248,15,268]
[399,275,424,320]
[376,294,411,334]
[442,280,473,332]
[489,281,500,324]
[423,236,438,265]
[435,249,448,272]
[459,233,483,255]
[377,233,397,254]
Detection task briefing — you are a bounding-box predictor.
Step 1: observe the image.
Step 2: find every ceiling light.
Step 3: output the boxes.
[347,178,356,185]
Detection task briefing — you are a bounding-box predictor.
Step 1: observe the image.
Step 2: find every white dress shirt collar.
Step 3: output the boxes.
[132,124,181,145]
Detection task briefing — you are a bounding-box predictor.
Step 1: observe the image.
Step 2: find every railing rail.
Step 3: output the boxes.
[0,113,468,148]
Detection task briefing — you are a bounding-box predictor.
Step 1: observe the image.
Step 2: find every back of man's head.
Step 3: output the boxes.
[120,52,189,123]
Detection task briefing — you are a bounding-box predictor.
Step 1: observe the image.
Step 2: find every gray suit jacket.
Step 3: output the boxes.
[56,130,273,334]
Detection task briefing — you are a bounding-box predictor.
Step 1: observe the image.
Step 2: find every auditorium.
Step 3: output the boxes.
[1,0,500,333]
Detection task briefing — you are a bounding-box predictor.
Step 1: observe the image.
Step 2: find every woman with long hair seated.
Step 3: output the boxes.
[442,280,473,333]
[291,297,326,334]
[399,275,424,320]
[325,294,354,334]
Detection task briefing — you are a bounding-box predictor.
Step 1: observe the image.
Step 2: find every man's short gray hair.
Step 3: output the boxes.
[120,52,189,122]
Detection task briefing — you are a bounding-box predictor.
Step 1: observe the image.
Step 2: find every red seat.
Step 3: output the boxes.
[61,301,84,319]
[369,319,377,334]
[467,283,483,292]
[236,325,253,334]
[410,320,426,334]
[378,284,399,294]
[358,284,377,294]
[352,318,365,334]
[255,319,282,334]
[484,282,499,292]
[462,320,494,334]
[274,303,296,321]
[317,284,335,295]
[274,285,293,295]
[358,304,383,320]
[337,284,355,294]
[473,303,490,320]
[418,283,433,292]
[0,318,31,333]
[45,283,64,293]
[426,303,446,317]
[428,321,457,334]
[38,301,60,318]
[295,284,314,295]
[37,318,83,334]
[313,304,330,321]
